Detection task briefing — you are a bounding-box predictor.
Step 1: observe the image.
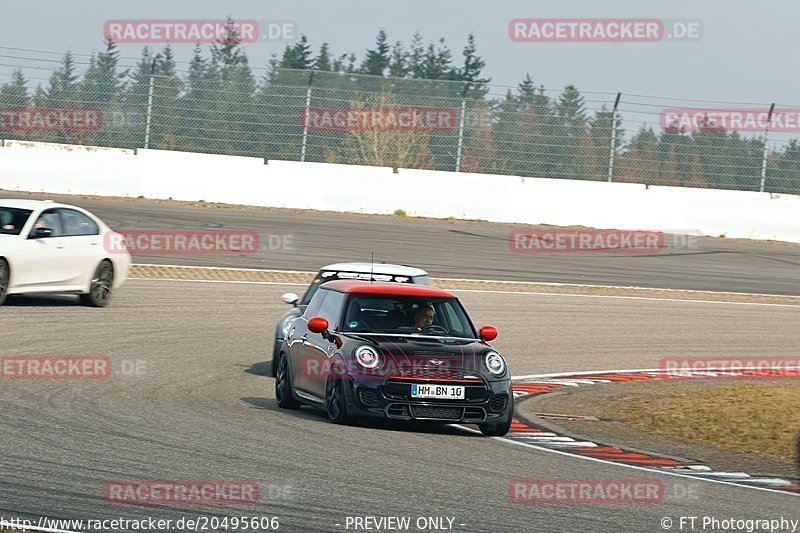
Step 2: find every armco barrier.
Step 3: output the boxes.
[1,141,799,243]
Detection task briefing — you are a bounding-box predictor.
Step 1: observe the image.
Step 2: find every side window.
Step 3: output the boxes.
[303,289,328,319]
[59,209,99,236]
[442,302,468,336]
[317,291,346,329]
[29,209,62,238]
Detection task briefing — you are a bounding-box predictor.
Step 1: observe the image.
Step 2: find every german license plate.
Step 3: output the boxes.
[411,384,465,400]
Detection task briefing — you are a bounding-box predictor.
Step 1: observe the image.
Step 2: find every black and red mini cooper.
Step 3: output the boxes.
[275,280,513,436]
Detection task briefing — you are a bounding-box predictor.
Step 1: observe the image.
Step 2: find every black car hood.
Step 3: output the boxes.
[338,332,495,374]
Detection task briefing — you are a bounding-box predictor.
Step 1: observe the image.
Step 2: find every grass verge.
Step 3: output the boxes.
[598,380,800,462]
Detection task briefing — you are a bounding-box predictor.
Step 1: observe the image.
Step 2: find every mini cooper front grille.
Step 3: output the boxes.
[410,405,462,420]
[388,368,484,383]
[358,388,380,407]
[491,394,508,412]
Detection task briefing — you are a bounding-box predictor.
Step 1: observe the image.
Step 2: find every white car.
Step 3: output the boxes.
[0,199,130,306]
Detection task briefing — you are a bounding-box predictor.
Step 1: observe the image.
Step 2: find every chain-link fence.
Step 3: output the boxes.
[2,67,799,194]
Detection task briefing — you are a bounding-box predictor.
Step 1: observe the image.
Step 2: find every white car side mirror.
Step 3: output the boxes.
[281,292,299,306]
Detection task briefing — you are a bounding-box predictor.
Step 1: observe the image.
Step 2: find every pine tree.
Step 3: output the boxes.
[46,51,79,108]
[517,74,536,104]
[211,18,249,84]
[556,85,586,127]
[81,38,127,109]
[419,38,453,80]
[281,35,313,69]
[408,32,425,79]
[151,45,183,150]
[619,126,657,183]
[552,85,589,179]
[457,33,490,97]
[314,43,333,71]
[774,139,800,194]
[360,30,390,76]
[0,70,29,108]
[388,42,407,78]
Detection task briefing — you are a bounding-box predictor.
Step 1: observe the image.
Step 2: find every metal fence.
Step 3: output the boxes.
[1,67,799,194]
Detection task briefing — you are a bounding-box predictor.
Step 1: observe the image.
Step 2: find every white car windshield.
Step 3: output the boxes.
[342,295,475,338]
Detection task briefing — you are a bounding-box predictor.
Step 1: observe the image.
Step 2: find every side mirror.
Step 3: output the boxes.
[32,227,53,239]
[281,292,299,306]
[308,316,329,334]
[479,325,498,342]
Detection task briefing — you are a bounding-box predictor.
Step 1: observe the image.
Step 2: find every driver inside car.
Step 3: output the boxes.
[413,304,436,331]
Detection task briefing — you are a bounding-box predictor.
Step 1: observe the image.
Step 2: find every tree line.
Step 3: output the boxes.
[0,21,797,194]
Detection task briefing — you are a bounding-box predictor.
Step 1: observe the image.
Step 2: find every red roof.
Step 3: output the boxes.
[323,280,454,298]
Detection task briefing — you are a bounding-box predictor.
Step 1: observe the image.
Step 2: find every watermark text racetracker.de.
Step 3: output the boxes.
[509,479,700,504]
[509,229,701,254]
[0,355,148,379]
[104,480,260,505]
[661,107,800,133]
[0,108,102,131]
[104,230,293,255]
[509,18,702,42]
[104,19,298,43]
[660,356,800,377]
[301,107,457,132]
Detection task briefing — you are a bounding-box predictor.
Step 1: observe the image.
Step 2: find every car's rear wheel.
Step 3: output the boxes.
[80,260,114,307]
[0,258,9,306]
[325,366,351,424]
[275,352,300,409]
[479,394,514,437]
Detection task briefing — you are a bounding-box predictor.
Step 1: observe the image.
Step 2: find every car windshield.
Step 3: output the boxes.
[0,207,33,236]
[341,294,476,338]
[300,270,415,305]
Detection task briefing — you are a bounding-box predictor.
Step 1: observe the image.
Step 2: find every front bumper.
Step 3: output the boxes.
[343,373,512,424]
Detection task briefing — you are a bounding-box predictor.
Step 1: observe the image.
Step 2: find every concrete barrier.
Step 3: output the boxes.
[0,140,798,243]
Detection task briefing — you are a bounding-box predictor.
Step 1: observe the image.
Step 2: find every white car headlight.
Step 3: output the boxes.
[354,345,381,369]
[484,351,506,376]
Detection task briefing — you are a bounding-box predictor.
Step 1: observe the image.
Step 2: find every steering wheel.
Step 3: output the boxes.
[421,324,448,335]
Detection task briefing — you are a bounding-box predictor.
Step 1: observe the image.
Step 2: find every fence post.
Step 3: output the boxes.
[455,98,467,172]
[143,59,156,150]
[759,103,775,193]
[300,71,314,163]
[607,92,622,182]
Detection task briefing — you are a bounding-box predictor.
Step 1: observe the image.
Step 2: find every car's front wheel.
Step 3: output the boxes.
[325,366,351,424]
[275,352,300,409]
[80,260,114,307]
[0,258,9,306]
[479,394,514,437]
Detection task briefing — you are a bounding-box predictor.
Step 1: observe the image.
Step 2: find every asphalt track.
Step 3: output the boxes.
[3,191,800,295]
[1,281,799,532]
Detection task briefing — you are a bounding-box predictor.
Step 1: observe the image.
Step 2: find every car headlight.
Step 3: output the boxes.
[484,351,506,376]
[354,345,381,369]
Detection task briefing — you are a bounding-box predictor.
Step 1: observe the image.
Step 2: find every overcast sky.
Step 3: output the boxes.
[1,0,797,107]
